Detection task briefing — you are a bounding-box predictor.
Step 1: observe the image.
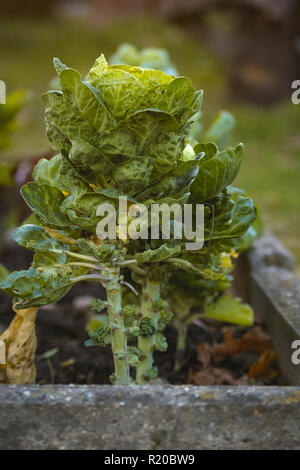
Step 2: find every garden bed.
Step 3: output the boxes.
[0,232,299,449]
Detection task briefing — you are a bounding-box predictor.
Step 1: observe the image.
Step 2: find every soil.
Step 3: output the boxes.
[0,244,280,386]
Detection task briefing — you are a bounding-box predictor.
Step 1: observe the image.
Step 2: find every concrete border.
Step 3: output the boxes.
[247,232,300,385]
[0,385,299,450]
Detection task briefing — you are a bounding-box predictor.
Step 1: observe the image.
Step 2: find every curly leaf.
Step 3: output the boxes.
[1,267,72,308]
[208,195,256,240]
[135,244,181,263]
[191,143,244,202]
[21,182,70,228]
[14,225,69,260]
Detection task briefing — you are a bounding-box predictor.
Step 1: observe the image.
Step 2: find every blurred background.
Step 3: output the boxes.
[0,0,300,271]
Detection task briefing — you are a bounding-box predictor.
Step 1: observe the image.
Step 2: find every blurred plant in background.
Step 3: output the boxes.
[0,90,28,186]
[109,42,178,75]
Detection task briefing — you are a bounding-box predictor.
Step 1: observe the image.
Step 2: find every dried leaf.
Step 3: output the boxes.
[248,350,277,379]
[0,306,38,384]
[214,326,272,362]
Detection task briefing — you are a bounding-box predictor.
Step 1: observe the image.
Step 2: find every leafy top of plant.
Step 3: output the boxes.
[43,54,202,194]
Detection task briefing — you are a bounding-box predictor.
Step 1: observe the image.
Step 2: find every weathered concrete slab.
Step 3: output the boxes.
[0,385,299,450]
[248,233,300,385]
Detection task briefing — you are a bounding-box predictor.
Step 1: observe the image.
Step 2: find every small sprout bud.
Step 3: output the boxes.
[96,244,116,263]
[128,325,140,337]
[123,304,138,317]
[153,299,167,311]
[144,366,158,381]
[86,314,108,333]
[85,325,111,347]
[138,317,156,337]
[220,252,233,271]
[158,310,173,331]
[116,351,126,360]
[109,373,117,385]
[90,299,108,313]
[155,333,168,352]
[128,346,140,367]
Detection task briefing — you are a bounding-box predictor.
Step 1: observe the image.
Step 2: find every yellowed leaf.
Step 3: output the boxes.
[0,306,38,384]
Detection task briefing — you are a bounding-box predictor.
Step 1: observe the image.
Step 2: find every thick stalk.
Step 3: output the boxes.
[136,278,160,384]
[103,265,130,385]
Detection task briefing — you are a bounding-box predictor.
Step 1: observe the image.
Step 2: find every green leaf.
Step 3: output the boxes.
[96,69,144,120]
[95,188,137,204]
[1,267,71,308]
[139,158,199,201]
[203,294,254,326]
[53,57,68,75]
[208,195,256,240]
[86,53,108,81]
[112,156,154,196]
[21,182,70,228]
[167,256,227,280]
[202,111,235,149]
[43,53,201,190]
[33,154,66,189]
[0,237,87,307]
[135,244,181,263]
[14,224,69,263]
[193,142,218,163]
[191,143,244,202]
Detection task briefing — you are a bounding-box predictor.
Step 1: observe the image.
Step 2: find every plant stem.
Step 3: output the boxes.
[136,278,160,384]
[64,251,99,262]
[103,265,130,385]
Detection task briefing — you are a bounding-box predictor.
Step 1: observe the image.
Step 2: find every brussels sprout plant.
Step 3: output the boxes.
[0,51,258,385]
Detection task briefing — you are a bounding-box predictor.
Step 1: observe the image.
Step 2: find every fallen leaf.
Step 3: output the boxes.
[188,326,277,386]
[248,350,277,379]
[214,327,272,362]
[0,306,38,384]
